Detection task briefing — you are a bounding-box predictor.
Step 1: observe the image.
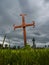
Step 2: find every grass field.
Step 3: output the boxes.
[0,46,49,65]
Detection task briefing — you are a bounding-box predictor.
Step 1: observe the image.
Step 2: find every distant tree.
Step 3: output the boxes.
[0,44,3,49]
[5,44,8,49]
[13,46,16,49]
[48,45,49,47]
[32,37,36,48]
[45,45,47,48]
[18,46,20,49]
[8,45,10,49]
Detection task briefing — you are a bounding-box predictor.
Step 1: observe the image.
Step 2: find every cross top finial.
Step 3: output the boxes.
[20,14,27,16]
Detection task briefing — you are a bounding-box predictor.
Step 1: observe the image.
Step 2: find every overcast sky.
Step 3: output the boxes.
[0,0,49,46]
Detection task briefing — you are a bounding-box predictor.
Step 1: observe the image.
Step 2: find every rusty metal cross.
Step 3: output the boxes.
[13,14,35,46]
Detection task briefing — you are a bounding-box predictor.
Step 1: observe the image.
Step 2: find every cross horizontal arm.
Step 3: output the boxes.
[26,21,35,27]
[13,25,22,30]
[26,24,34,27]
[26,24,34,26]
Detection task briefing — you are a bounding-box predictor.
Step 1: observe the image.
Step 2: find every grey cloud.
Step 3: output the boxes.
[0,0,22,22]
[19,0,30,13]
[0,0,49,46]
[0,0,22,34]
[44,0,49,3]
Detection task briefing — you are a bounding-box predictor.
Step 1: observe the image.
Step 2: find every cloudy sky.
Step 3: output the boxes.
[0,0,49,46]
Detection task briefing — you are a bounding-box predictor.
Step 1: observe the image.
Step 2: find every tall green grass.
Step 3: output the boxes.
[0,47,49,65]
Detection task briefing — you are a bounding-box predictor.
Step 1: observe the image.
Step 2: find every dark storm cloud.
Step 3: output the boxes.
[44,0,49,3]
[19,0,40,23]
[0,0,22,33]
[19,0,31,14]
[0,0,49,46]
